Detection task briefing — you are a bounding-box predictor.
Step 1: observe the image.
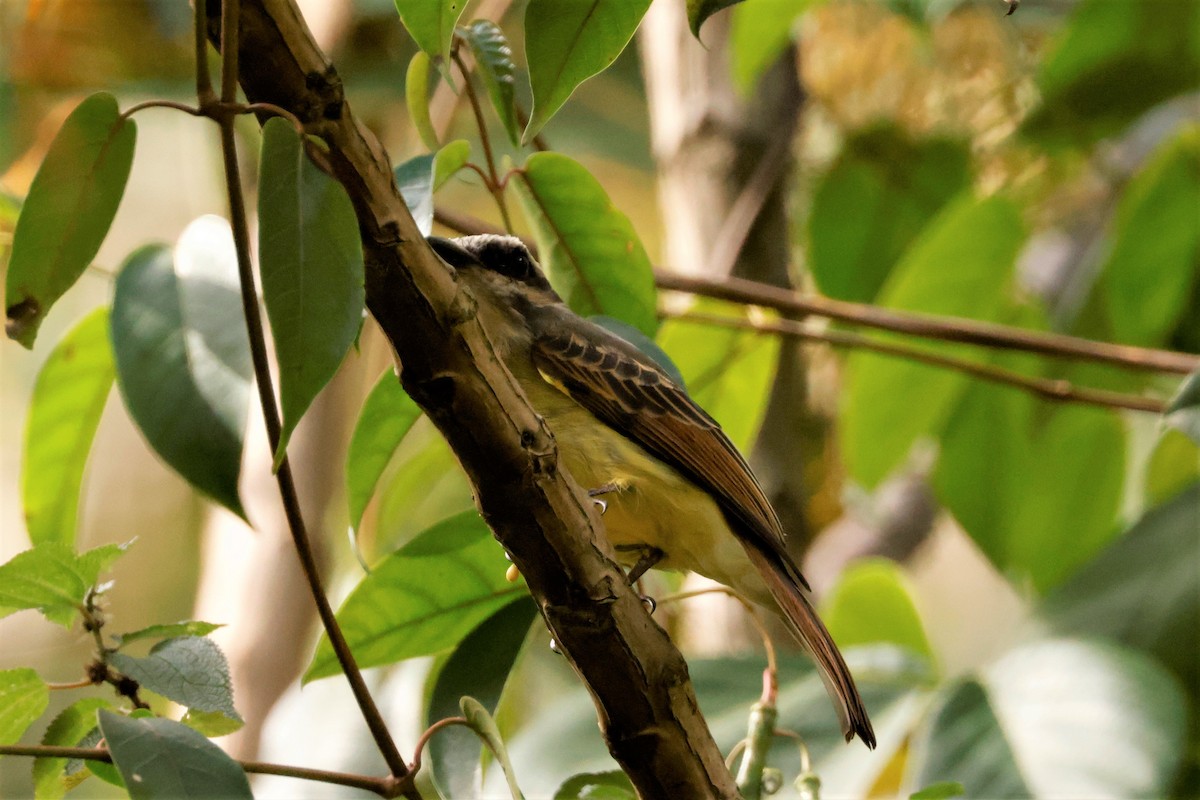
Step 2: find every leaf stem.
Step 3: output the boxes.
[452,49,513,233]
[409,715,471,773]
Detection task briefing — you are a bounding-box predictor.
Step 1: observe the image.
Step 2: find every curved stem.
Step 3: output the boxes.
[120,100,203,120]
[452,50,513,233]
[409,716,471,773]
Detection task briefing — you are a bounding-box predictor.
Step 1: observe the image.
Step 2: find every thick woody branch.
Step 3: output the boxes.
[205,2,736,797]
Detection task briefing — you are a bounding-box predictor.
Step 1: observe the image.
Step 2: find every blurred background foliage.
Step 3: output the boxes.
[1,0,1198,798]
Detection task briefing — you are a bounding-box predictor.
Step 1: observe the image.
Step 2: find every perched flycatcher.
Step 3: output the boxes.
[428,234,875,748]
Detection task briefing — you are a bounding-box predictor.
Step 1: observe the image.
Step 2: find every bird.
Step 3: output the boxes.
[427,233,875,748]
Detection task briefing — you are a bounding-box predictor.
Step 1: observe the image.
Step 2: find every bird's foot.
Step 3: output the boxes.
[587,482,622,515]
[614,544,664,614]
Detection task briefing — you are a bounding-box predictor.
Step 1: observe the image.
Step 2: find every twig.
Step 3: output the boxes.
[409,715,471,773]
[211,0,413,788]
[46,678,96,691]
[672,311,1169,414]
[194,0,215,103]
[452,49,513,232]
[655,271,1200,376]
[0,745,394,796]
[706,133,791,278]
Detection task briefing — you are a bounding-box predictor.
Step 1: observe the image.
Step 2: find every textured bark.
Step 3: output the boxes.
[206,2,737,796]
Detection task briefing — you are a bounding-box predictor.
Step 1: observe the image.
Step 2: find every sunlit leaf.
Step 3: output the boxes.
[523,0,652,142]
[435,139,471,190]
[808,127,971,303]
[107,637,241,721]
[461,696,525,800]
[513,152,657,336]
[111,620,223,647]
[0,541,128,627]
[0,668,48,746]
[912,640,1186,799]
[179,708,244,738]
[730,0,820,93]
[306,511,523,681]
[554,771,636,800]
[1145,429,1198,506]
[406,51,439,151]
[1103,126,1200,346]
[394,0,467,78]
[346,370,423,534]
[22,307,113,547]
[98,711,253,799]
[822,559,934,667]
[110,225,250,518]
[34,698,113,800]
[840,196,1024,488]
[427,598,538,799]
[461,20,520,147]
[909,781,965,800]
[258,117,365,466]
[5,93,136,348]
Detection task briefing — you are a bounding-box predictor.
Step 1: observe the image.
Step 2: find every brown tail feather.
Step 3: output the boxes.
[743,545,876,748]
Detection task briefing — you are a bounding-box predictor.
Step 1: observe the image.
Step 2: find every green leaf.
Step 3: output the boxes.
[523,0,652,142]
[395,154,436,236]
[346,371,423,534]
[461,20,520,147]
[111,229,250,519]
[1103,126,1200,346]
[909,782,965,800]
[730,0,820,94]
[808,126,972,303]
[936,385,1126,593]
[112,620,223,647]
[0,668,48,746]
[394,0,468,78]
[108,637,241,721]
[427,597,538,800]
[5,93,136,348]
[435,139,472,190]
[687,0,742,37]
[258,117,365,466]
[34,698,113,800]
[0,541,127,627]
[821,559,934,667]
[461,696,525,800]
[554,771,636,800]
[912,639,1186,798]
[1044,485,1200,689]
[22,306,114,547]
[305,510,523,681]
[1023,0,1200,145]
[98,711,253,799]
[1165,369,1200,445]
[406,51,439,151]
[1145,429,1199,506]
[513,152,657,337]
[655,300,779,452]
[179,708,244,738]
[840,195,1024,488]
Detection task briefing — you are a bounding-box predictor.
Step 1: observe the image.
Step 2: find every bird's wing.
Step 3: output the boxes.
[530,309,805,584]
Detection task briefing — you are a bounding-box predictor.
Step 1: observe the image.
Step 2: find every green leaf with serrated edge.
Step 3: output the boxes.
[107,637,241,721]
[406,51,440,151]
[461,20,520,146]
[110,229,250,519]
[512,152,657,336]
[180,708,244,738]
[655,299,779,452]
[112,620,223,647]
[821,559,934,667]
[808,126,971,303]
[0,668,48,746]
[911,640,1186,799]
[461,696,525,800]
[347,371,423,534]
[0,541,127,627]
[1022,0,1200,146]
[394,0,467,81]
[687,0,744,37]
[98,711,253,799]
[840,195,1024,488]
[427,597,538,799]
[730,0,820,94]
[395,154,436,236]
[1145,429,1199,506]
[1044,485,1200,689]
[5,92,136,348]
[909,782,965,800]
[258,118,365,467]
[22,307,113,547]
[523,0,652,143]
[33,698,113,800]
[306,510,522,681]
[1165,369,1200,445]
[1103,127,1200,346]
[554,771,636,800]
[435,139,472,191]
